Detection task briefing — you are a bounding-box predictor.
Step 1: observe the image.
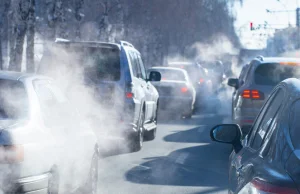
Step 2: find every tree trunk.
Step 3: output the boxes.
[26,0,35,73]
[10,24,26,71]
[0,26,3,70]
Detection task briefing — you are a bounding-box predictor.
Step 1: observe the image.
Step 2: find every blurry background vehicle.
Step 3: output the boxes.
[167,61,212,111]
[211,78,300,194]
[148,67,196,118]
[228,56,300,135]
[38,39,161,152]
[0,71,98,194]
[198,60,226,93]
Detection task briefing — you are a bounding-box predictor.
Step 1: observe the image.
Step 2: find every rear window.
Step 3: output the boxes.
[0,80,29,119]
[153,69,186,81]
[169,64,205,83]
[255,63,300,86]
[40,44,121,81]
[83,47,120,81]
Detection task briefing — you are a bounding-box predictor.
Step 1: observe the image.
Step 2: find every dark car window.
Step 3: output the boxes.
[255,63,300,86]
[137,55,147,80]
[0,80,29,119]
[239,64,249,85]
[251,89,284,150]
[169,63,203,84]
[129,51,141,78]
[152,69,186,81]
[83,47,120,81]
[289,99,300,149]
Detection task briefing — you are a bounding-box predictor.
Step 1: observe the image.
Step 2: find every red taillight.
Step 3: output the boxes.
[181,87,188,93]
[242,89,262,99]
[126,92,133,98]
[199,78,204,83]
[251,179,298,194]
[242,90,251,98]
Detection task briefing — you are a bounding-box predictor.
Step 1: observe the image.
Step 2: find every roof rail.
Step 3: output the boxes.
[55,38,71,43]
[255,55,264,61]
[120,41,134,48]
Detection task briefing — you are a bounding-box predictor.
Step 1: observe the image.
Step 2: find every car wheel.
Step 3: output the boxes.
[130,110,144,152]
[48,169,59,194]
[85,152,98,194]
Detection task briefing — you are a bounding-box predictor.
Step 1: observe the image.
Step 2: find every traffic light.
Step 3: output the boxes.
[250,22,254,30]
[297,8,300,27]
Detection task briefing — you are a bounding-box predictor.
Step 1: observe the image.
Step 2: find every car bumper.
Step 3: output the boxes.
[0,172,49,194]
[159,96,193,113]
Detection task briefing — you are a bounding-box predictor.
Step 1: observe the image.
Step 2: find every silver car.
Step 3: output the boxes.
[0,71,98,194]
[228,57,300,135]
[148,67,196,118]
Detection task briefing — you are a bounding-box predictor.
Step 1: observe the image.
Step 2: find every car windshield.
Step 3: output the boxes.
[153,69,186,81]
[0,80,29,119]
[254,63,300,86]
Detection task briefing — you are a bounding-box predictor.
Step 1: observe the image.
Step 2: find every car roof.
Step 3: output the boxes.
[55,39,121,49]
[0,71,50,81]
[282,78,300,96]
[168,61,195,66]
[256,57,300,64]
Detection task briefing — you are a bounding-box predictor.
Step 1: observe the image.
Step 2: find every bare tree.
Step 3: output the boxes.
[26,0,35,73]
[9,0,30,71]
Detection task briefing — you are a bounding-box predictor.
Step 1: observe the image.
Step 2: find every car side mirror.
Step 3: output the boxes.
[210,124,243,153]
[227,78,239,89]
[148,71,161,82]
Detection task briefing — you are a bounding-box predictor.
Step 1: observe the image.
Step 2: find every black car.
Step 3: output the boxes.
[38,39,161,152]
[210,78,300,194]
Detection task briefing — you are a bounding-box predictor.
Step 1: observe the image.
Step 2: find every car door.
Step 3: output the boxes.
[136,53,156,122]
[229,88,285,193]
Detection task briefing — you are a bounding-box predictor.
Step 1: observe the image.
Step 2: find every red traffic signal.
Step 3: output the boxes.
[250,22,254,30]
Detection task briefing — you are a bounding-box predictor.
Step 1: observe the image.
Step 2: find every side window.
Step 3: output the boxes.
[289,100,300,149]
[128,52,141,78]
[250,89,284,150]
[137,54,147,80]
[239,65,249,84]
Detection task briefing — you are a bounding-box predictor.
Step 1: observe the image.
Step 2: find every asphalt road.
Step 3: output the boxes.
[96,112,233,194]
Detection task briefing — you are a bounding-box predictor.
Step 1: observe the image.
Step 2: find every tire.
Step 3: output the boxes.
[130,110,144,152]
[48,169,59,194]
[144,128,156,141]
[85,152,98,194]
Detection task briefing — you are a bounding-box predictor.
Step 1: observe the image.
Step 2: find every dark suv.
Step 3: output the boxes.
[38,39,161,151]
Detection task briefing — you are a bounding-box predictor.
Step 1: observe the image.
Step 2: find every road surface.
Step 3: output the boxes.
[96,113,233,194]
